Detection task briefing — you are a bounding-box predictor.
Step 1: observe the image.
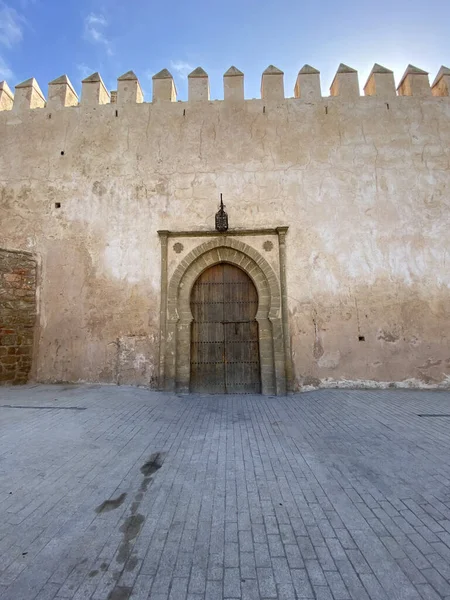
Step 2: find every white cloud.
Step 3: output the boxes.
[170,60,194,78]
[84,12,112,56]
[0,55,13,79]
[76,63,95,80]
[0,3,24,48]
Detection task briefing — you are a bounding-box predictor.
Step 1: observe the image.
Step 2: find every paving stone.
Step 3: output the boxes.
[35,583,60,600]
[325,570,351,599]
[345,548,371,574]
[254,543,271,568]
[272,557,292,584]
[415,583,447,600]
[188,566,207,595]
[224,543,239,568]
[251,524,267,545]
[239,530,253,553]
[205,579,222,600]
[396,557,427,585]
[0,385,449,600]
[241,579,260,600]
[360,573,390,600]
[315,545,336,571]
[380,535,407,559]
[268,534,285,557]
[168,577,189,600]
[421,568,450,597]
[428,552,450,579]
[256,567,277,598]
[240,551,256,580]
[277,582,297,599]
[223,568,240,598]
[285,544,304,569]
[279,523,296,545]
[335,558,370,600]
[290,569,314,599]
[313,586,334,600]
[72,583,97,600]
[305,559,327,586]
[334,529,356,550]
[297,536,316,560]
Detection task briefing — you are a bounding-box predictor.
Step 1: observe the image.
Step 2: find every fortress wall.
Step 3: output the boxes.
[0,71,449,389]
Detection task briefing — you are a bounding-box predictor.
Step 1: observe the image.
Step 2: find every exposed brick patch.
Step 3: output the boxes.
[0,249,36,385]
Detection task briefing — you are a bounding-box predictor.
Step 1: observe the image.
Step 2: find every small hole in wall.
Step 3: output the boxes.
[48,113,52,119]
[325,106,328,115]
[115,110,118,117]
[183,109,186,117]
[55,202,61,209]
[60,151,65,156]
[358,336,365,342]
[263,106,266,114]
[386,103,390,110]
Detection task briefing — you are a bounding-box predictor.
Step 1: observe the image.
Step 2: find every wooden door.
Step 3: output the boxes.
[190,263,261,394]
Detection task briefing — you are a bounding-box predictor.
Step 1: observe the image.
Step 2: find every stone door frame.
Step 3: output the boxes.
[158,228,291,395]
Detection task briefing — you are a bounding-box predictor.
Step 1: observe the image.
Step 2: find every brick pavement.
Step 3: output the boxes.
[0,385,450,599]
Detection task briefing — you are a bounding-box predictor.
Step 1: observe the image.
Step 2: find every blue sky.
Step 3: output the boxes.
[0,0,449,101]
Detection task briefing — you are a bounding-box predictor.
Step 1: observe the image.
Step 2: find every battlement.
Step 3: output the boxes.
[1,63,449,111]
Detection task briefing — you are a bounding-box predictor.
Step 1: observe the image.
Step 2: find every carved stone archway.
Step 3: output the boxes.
[158,231,290,395]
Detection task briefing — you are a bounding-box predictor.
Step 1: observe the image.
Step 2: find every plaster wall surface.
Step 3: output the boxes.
[1,94,449,389]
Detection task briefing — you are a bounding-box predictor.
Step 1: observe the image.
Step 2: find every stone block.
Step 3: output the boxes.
[117,71,144,105]
[363,64,396,97]
[397,65,431,96]
[431,66,450,97]
[294,65,321,100]
[0,249,36,385]
[188,67,209,102]
[0,80,14,111]
[224,66,244,101]
[152,69,177,103]
[330,64,359,99]
[81,72,110,105]
[48,75,78,109]
[13,78,46,111]
[261,65,284,101]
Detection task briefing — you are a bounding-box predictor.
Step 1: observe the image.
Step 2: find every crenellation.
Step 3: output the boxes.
[431,66,450,97]
[330,64,359,99]
[0,62,448,115]
[81,72,110,106]
[48,75,78,109]
[397,65,431,96]
[294,65,321,100]
[364,64,396,97]
[0,80,14,111]
[14,78,46,111]
[152,69,177,103]
[223,66,244,102]
[261,65,284,101]
[188,67,210,102]
[117,71,143,105]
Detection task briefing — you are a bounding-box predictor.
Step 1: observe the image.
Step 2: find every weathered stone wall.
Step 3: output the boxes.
[0,66,449,390]
[0,249,36,385]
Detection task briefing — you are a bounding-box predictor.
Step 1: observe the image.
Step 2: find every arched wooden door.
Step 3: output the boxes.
[190,263,261,394]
